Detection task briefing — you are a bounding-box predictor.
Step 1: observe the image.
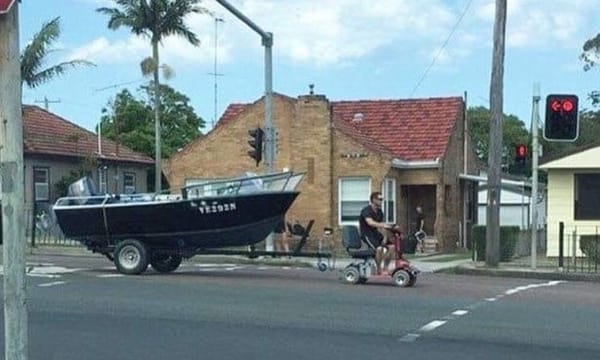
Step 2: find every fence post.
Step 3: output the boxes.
[558,222,564,268]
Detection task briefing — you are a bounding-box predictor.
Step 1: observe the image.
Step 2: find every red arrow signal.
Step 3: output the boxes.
[550,100,562,112]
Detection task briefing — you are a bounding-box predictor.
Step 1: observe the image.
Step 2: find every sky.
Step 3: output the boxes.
[18,0,599,133]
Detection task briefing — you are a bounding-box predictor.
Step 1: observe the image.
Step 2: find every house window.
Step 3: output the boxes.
[98,166,108,193]
[574,173,600,220]
[381,178,396,224]
[339,177,371,224]
[33,167,49,201]
[123,173,136,194]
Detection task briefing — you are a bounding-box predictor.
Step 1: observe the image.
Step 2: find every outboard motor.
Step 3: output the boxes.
[67,177,99,205]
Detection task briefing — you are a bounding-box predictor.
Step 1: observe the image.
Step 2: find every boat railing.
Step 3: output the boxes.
[181,171,304,199]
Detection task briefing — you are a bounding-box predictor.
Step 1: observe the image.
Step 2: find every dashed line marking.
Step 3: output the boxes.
[420,320,447,332]
[452,310,468,316]
[399,333,420,342]
[97,274,124,278]
[38,281,66,287]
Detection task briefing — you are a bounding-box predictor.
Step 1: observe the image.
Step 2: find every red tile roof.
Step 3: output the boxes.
[331,97,463,161]
[23,105,154,164]
[215,95,463,161]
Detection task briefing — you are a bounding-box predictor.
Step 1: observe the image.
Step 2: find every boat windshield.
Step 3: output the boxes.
[182,171,304,199]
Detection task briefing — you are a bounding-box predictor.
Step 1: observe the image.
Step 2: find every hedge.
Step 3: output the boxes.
[472,225,519,262]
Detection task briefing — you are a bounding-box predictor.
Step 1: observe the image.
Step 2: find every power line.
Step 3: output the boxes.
[92,78,145,92]
[409,0,473,97]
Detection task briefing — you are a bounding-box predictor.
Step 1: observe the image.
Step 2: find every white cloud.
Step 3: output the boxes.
[67,0,597,70]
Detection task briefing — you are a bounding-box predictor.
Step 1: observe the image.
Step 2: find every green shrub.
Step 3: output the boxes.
[579,235,600,264]
[472,225,519,262]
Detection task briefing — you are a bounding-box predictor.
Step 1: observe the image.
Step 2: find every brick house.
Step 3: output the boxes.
[164,92,478,251]
[21,105,153,217]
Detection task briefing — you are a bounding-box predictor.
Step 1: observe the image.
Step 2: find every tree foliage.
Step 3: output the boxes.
[20,17,95,89]
[467,106,530,174]
[99,83,204,159]
[580,32,599,106]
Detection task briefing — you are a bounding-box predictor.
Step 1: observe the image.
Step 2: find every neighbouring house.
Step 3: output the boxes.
[540,143,600,257]
[164,91,479,251]
[471,172,546,231]
[21,105,154,218]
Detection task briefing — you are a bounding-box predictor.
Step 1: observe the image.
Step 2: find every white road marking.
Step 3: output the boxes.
[420,320,447,332]
[452,310,468,316]
[485,297,497,302]
[38,281,66,287]
[97,274,124,278]
[504,280,566,296]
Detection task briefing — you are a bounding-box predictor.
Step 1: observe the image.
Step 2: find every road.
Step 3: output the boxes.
[1,255,599,360]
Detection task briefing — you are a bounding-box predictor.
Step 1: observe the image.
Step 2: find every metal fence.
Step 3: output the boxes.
[558,222,600,273]
[26,209,81,247]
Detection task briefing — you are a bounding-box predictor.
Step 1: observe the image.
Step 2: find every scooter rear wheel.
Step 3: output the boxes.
[342,266,360,285]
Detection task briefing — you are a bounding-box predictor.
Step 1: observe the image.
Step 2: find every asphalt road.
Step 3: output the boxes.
[1,255,599,360]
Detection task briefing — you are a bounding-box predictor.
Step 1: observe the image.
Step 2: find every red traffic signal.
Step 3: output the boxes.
[516,144,527,158]
[544,94,579,141]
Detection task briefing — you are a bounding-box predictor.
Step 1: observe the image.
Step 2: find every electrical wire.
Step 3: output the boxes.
[409,0,473,97]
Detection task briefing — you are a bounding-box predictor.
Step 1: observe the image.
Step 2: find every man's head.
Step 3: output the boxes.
[370,192,383,207]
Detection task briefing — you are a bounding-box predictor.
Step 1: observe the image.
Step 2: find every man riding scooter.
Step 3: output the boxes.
[358,192,399,275]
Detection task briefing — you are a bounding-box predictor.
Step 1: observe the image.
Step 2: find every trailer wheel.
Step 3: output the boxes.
[150,253,183,273]
[342,266,360,285]
[114,239,149,275]
[392,269,411,287]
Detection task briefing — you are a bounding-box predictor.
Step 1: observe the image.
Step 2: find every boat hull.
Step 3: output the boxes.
[53,191,299,249]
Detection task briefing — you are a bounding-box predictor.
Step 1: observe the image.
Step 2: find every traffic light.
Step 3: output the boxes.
[544,94,579,141]
[515,143,527,165]
[247,127,264,166]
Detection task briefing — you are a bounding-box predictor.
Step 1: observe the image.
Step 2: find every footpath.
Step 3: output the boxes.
[14,245,600,282]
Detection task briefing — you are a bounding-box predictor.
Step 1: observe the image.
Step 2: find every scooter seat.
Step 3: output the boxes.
[347,249,375,259]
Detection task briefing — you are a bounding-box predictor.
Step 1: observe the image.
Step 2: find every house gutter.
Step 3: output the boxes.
[391,158,440,169]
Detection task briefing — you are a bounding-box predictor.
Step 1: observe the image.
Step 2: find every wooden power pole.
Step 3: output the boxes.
[0,1,29,359]
[486,0,507,267]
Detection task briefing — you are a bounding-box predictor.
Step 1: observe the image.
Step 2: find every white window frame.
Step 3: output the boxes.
[123,172,136,194]
[33,167,49,201]
[338,177,371,225]
[98,167,108,194]
[381,178,396,224]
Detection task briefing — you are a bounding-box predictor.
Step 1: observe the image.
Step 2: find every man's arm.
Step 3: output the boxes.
[365,216,389,230]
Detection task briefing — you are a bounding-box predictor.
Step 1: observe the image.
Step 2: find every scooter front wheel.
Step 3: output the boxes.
[392,269,411,287]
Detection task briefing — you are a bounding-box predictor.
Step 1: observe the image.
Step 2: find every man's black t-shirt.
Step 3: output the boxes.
[415,211,425,233]
[359,205,384,247]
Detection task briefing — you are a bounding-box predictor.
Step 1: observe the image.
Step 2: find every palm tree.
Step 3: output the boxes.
[21,17,95,89]
[97,0,209,192]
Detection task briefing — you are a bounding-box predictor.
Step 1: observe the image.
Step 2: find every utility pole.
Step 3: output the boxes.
[0,1,29,359]
[530,83,541,269]
[486,0,507,267]
[34,96,60,111]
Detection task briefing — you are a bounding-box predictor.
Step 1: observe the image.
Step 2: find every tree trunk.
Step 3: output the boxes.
[153,41,161,192]
[486,0,507,267]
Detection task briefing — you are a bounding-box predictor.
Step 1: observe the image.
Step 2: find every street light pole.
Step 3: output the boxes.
[530,83,541,269]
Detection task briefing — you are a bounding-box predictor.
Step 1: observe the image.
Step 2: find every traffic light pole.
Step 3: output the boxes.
[530,83,540,270]
[216,0,275,251]
[215,0,275,174]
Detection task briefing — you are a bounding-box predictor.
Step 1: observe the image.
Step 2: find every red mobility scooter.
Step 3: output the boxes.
[341,225,419,287]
